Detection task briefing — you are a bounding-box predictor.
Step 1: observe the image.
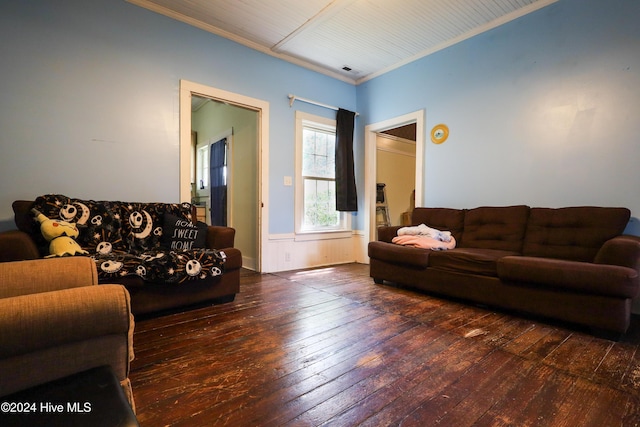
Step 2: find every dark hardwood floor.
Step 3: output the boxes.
[130,263,640,426]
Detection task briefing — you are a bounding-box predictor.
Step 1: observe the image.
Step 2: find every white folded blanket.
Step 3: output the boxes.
[392,235,456,250]
[397,223,452,242]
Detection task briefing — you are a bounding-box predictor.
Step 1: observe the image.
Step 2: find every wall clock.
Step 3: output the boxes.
[431,124,449,144]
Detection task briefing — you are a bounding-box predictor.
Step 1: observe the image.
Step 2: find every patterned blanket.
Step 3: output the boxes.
[32,194,226,285]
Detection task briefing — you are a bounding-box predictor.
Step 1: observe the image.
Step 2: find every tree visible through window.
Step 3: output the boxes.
[302,126,339,229]
[295,111,349,235]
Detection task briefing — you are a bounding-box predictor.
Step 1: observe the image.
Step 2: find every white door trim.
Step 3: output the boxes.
[179,79,269,272]
[362,110,425,262]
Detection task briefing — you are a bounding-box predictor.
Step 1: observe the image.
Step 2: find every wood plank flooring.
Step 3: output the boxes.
[130,263,640,426]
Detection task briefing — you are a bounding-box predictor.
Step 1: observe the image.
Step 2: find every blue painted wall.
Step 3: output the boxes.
[0,0,356,234]
[357,0,640,235]
[1,0,638,239]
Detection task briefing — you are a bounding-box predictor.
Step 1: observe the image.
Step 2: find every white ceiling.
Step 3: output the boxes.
[128,0,558,84]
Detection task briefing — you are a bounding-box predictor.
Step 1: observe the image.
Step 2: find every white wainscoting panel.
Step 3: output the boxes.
[263,232,360,273]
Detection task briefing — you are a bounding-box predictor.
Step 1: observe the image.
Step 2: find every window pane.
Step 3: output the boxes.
[302,128,335,179]
[302,129,316,175]
[303,178,339,228]
[196,145,209,188]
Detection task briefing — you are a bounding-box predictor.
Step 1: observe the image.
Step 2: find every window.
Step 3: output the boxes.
[195,144,209,191]
[195,139,228,194]
[295,112,350,237]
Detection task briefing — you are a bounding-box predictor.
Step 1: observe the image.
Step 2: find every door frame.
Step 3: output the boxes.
[363,110,425,261]
[179,79,269,272]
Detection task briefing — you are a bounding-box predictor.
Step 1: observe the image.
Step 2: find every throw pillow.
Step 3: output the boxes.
[161,213,207,251]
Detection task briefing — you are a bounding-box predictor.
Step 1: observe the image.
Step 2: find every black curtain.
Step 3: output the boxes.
[209,138,227,226]
[335,108,357,211]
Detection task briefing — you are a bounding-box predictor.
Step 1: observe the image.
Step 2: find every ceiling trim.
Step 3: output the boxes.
[127,0,357,84]
[128,0,559,86]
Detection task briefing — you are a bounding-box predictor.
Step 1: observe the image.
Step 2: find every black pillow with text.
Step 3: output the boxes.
[162,213,207,251]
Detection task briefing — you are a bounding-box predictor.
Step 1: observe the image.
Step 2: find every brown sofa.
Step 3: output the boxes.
[0,195,241,316]
[0,257,135,409]
[368,205,640,337]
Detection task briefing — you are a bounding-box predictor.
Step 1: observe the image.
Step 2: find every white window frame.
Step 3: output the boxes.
[295,111,351,240]
[195,143,210,196]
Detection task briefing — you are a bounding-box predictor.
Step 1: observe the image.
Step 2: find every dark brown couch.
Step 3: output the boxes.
[0,197,241,316]
[368,205,640,337]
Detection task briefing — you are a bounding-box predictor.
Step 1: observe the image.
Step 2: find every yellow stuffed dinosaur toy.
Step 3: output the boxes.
[32,208,89,257]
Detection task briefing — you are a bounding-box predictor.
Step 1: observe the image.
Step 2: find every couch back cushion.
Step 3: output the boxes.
[411,208,465,242]
[13,200,38,236]
[460,205,530,252]
[523,207,630,262]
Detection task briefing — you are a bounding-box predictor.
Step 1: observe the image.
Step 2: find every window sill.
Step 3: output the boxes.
[294,230,353,242]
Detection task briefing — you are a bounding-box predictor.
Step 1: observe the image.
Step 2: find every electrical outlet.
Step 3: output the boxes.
[285,252,291,262]
[284,176,292,186]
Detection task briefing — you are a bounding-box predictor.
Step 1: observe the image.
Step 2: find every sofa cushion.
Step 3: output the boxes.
[522,207,630,262]
[368,241,430,268]
[411,208,465,242]
[12,200,39,236]
[429,248,520,276]
[94,248,226,285]
[498,256,639,298]
[460,205,529,252]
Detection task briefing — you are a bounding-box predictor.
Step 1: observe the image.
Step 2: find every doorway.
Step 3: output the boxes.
[363,110,425,262]
[180,80,269,272]
[376,125,417,227]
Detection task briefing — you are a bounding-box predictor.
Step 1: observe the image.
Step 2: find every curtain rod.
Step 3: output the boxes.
[288,94,359,116]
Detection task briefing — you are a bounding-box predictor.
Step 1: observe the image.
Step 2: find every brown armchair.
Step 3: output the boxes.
[0,257,135,410]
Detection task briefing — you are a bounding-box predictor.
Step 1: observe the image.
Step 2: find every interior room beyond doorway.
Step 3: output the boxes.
[376,123,417,227]
[190,95,259,271]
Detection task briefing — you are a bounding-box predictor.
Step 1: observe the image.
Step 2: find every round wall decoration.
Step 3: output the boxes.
[431,124,449,144]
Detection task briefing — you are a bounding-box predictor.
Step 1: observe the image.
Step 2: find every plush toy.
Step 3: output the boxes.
[32,208,88,257]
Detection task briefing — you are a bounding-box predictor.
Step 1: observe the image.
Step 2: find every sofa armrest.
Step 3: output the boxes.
[594,235,640,271]
[0,230,40,262]
[0,284,134,396]
[0,285,132,359]
[377,225,403,243]
[0,257,99,298]
[206,225,236,249]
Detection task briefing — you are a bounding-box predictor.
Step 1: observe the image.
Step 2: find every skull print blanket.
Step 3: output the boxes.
[31,194,226,285]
